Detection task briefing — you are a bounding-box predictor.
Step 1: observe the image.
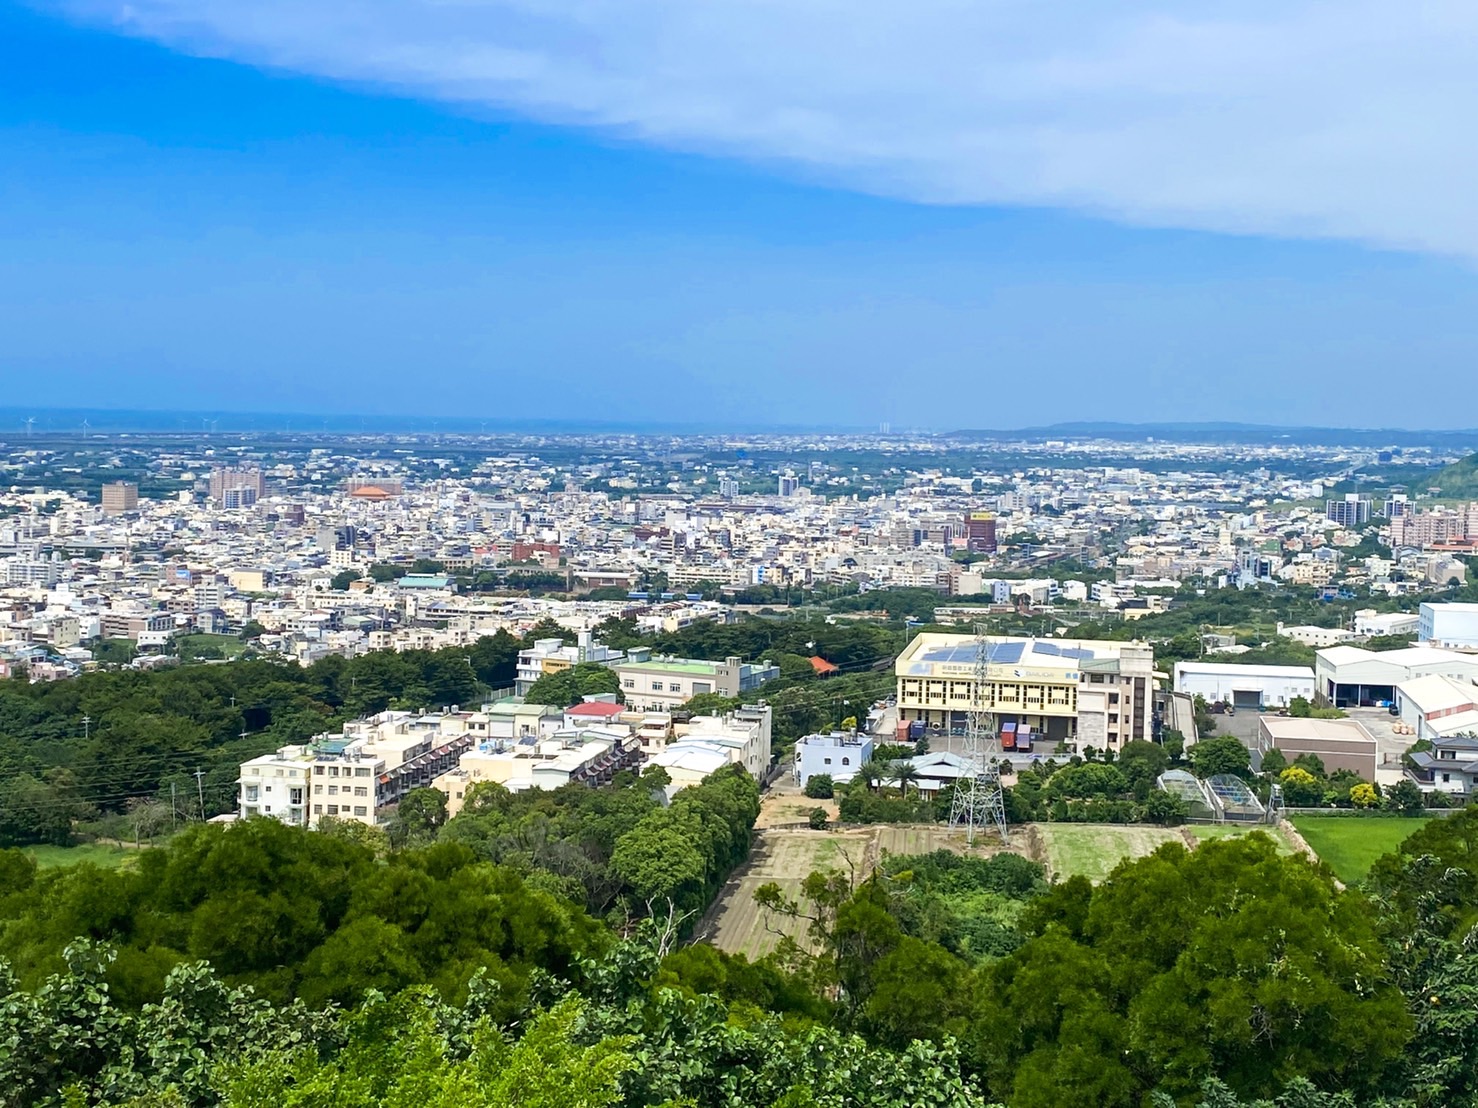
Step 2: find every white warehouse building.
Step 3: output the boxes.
[1419,602,1478,650]
[1172,661,1316,710]
[1316,645,1478,709]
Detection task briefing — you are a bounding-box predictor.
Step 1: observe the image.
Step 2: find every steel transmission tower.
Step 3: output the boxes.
[948,623,1009,844]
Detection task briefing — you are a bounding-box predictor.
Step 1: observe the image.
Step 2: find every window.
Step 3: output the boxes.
[356,767,372,777]
[1443,773,1452,784]
[353,806,368,817]
[623,679,635,689]
[327,805,339,815]
[244,785,260,802]
[842,757,851,766]
[314,766,325,776]
[275,768,284,776]
[652,681,664,690]
[314,784,323,795]
[669,683,682,692]
[328,766,340,778]
[354,786,368,797]
[313,804,323,814]
[823,757,832,765]
[327,785,338,795]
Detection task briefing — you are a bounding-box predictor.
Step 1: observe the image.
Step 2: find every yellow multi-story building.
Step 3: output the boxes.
[895,633,1156,751]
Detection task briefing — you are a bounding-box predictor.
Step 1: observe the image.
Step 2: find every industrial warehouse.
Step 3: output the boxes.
[894,632,1157,751]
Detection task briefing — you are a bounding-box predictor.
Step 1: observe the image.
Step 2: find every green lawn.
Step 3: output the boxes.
[1185,823,1296,855]
[20,842,138,869]
[1289,816,1428,884]
[1032,824,1184,883]
[177,633,247,660]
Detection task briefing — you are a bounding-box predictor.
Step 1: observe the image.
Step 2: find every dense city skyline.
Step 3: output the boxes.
[8,3,1478,426]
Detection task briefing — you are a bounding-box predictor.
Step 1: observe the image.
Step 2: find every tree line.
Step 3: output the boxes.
[11,808,1478,1105]
[0,612,899,848]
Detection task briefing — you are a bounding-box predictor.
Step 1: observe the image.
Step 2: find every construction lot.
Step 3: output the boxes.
[701,824,989,958]
[703,819,1311,958]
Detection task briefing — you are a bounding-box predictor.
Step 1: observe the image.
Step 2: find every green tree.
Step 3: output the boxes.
[1280,766,1326,807]
[1045,762,1129,800]
[1141,789,1187,826]
[524,662,621,708]
[1188,736,1252,780]
[804,774,835,799]
[467,630,521,688]
[1385,778,1426,817]
[1259,747,1288,775]
[1117,739,1170,793]
[892,762,922,798]
[330,569,362,591]
[391,787,448,846]
[610,808,707,908]
[974,837,1410,1106]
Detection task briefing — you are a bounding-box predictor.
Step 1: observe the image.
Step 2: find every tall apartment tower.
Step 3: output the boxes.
[777,474,799,497]
[100,481,139,515]
[210,466,265,507]
[1326,493,1372,528]
[966,510,998,553]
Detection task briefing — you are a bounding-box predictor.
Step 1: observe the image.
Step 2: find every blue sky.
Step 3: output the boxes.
[5,1,1478,429]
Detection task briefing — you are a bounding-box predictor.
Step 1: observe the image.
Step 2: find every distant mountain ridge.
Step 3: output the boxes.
[944,422,1478,449]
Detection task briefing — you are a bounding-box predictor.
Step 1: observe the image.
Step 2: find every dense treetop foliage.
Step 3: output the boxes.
[5,808,1478,1105]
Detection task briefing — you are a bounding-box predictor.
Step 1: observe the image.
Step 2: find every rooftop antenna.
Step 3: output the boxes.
[948,621,1008,845]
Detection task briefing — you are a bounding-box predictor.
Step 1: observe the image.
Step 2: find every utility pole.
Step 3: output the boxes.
[193,768,207,821]
[170,782,178,829]
[80,715,91,740]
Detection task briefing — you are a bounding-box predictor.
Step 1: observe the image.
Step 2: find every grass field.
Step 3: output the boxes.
[1289,816,1428,884]
[1030,824,1184,883]
[176,632,248,660]
[21,842,137,869]
[1185,823,1296,855]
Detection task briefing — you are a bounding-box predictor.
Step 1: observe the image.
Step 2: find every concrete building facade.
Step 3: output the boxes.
[100,481,138,515]
[1172,661,1316,710]
[1419,602,1478,650]
[1315,645,1478,708]
[613,648,778,712]
[895,632,1155,750]
[1255,717,1379,781]
[793,732,874,787]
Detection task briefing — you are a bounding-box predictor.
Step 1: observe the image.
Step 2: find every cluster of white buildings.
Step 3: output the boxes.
[239,699,773,827]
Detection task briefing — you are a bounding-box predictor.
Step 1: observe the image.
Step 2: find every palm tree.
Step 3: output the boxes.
[893,762,921,798]
[859,758,892,793]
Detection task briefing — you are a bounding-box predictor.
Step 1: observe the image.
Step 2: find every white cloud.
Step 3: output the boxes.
[46,0,1478,256]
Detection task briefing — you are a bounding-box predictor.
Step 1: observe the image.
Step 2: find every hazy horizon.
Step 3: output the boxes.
[8,3,1478,426]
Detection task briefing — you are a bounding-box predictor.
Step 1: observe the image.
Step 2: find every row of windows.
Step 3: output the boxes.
[312,804,369,817]
[312,765,374,778]
[621,678,687,693]
[821,756,853,766]
[313,784,369,797]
